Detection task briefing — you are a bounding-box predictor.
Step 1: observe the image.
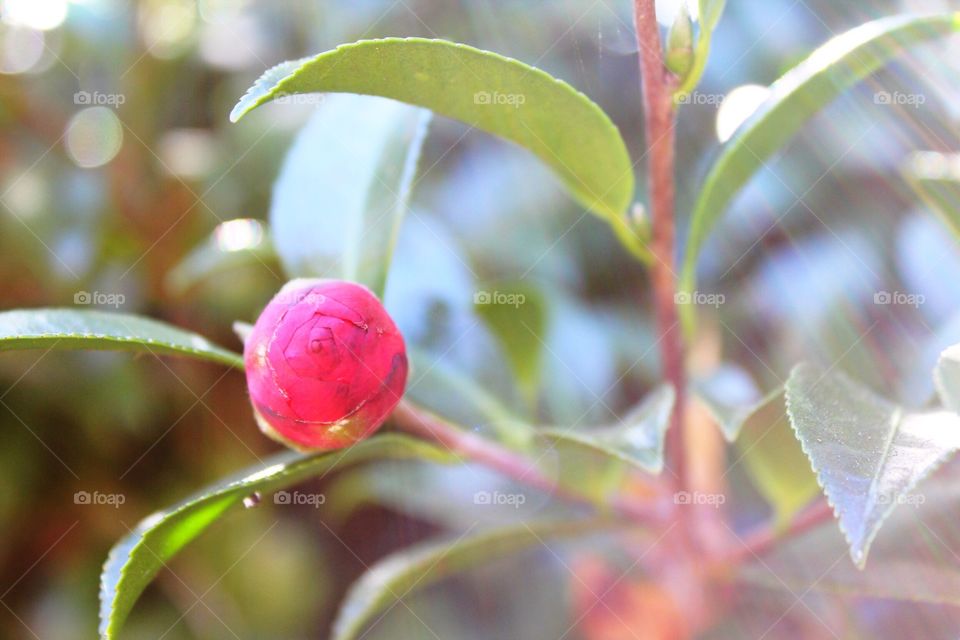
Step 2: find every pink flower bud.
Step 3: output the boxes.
[244,279,408,450]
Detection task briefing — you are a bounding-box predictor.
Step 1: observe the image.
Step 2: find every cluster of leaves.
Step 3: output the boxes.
[2,7,960,639]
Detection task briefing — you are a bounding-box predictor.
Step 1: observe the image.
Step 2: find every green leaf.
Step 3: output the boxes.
[231,38,646,261]
[736,390,820,527]
[269,95,431,295]
[692,365,768,441]
[935,343,960,412]
[330,518,614,640]
[699,0,725,31]
[785,362,960,567]
[166,219,278,295]
[665,2,695,79]
[903,151,960,242]
[679,13,960,332]
[673,0,726,99]
[538,385,674,475]
[99,434,455,639]
[0,308,243,369]
[474,282,548,409]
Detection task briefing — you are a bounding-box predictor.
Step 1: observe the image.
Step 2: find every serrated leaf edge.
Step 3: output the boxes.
[784,362,959,569]
[538,384,675,474]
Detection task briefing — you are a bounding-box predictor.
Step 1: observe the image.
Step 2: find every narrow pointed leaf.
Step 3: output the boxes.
[331,518,614,640]
[785,362,960,567]
[935,343,960,412]
[269,95,431,295]
[0,308,243,369]
[699,0,726,31]
[99,434,455,639]
[680,13,960,331]
[231,38,643,259]
[538,385,674,474]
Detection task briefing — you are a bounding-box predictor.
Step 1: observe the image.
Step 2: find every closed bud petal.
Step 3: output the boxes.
[244,279,408,451]
[665,2,695,79]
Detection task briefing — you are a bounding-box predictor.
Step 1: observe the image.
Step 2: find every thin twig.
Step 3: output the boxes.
[633,0,687,490]
[719,500,835,568]
[390,399,670,524]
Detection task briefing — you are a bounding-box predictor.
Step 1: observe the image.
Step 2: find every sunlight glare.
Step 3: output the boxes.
[716,84,771,142]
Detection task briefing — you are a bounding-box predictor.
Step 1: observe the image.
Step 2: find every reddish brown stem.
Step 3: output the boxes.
[391,399,671,524]
[719,500,835,567]
[633,0,686,490]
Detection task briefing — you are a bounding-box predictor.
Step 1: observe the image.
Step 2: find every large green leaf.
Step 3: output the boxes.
[0,308,243,369]
[99,434,455,639]
[330,518,614,640]
[679,13,960,331]
[785,362,960,567]
[268,94,431,295]
[231,38,645,260]
[538,384,674,475]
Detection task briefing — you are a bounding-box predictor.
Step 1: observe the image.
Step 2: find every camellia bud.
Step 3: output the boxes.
[664,1,695,80]
[244,279,408,451]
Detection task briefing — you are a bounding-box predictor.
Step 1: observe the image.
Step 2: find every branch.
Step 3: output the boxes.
[717,500,835,569]
[390,399,670,524]
[633,0,686,489]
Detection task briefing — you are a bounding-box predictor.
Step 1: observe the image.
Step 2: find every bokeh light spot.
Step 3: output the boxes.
[65,107,123,168]
[1,0,68,31]
[0,26,45,74]
[214,219,264,252]
[716,84,771,143]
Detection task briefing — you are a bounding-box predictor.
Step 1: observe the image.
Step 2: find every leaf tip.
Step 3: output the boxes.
[228,103,247,123]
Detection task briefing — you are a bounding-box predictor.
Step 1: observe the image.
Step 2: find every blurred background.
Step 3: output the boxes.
[2,0,960,637]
